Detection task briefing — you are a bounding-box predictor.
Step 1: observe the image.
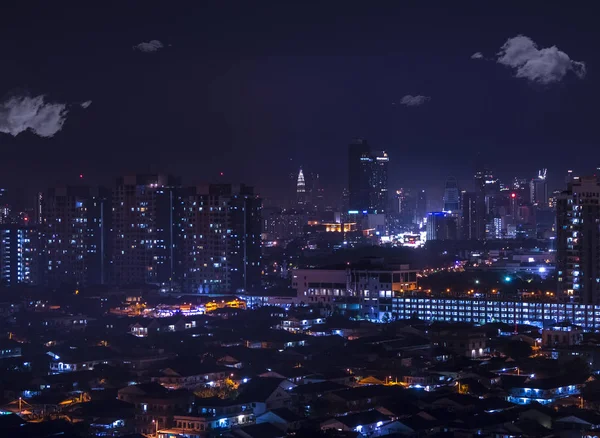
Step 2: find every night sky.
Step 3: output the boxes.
[0,2,597,206]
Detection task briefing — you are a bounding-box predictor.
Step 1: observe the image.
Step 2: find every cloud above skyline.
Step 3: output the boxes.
[495,35,586,84]
[0,95,68,138]
[80,100,92,109]
[471,52,483,59]
[133,40,164,53]
[399,95,431,107]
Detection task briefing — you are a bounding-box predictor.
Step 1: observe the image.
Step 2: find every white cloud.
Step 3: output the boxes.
[0,95,68,138]
[133,40,164,53]
[471,52,484,60]
[399,95,431,107]
[496,35,585,84]
[81,100,92,109]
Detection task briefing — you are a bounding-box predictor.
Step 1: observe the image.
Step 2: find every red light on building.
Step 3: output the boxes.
[511,193,516,198]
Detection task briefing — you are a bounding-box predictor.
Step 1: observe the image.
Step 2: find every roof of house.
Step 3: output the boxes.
[233,422,286,438]
[262,407,303,423]
[292,381,347,395]
[236,377,291,403]
[332,409,391,428]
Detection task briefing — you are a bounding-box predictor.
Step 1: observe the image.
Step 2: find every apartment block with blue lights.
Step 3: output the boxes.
[0,224,41,286]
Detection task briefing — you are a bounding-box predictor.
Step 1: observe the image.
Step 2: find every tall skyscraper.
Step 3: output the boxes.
[0,224,41,286]
[348,138,373,212]
[42,186,111,287]
[176,183,262,294]
[111,175,179,288]
[530,169,548,206]
[296,167,306,207]
[348,139,389,213]
[426,212,457,241]
[414,190,427,225]
[443,176,460,212]
[557,176,600,304]
[461,191,485,240]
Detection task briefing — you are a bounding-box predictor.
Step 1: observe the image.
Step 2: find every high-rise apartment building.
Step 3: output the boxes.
[111,175,179,288]
[176,184,262,294]
[557,176,600,304]
[348,139,389,214]
[42,186,111,287]
[0,224,41,286]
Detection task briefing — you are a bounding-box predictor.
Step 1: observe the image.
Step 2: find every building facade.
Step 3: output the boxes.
[556,176,600,304]
[42,186,111,287]
[111,175,179,288]
[176,184,262,294]
[0,224,41,286]
[347,139,389,214]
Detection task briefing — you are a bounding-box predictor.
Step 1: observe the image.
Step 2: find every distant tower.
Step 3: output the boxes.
[530,168,548,206]
[443,176,460,212]
[296,167,306,207]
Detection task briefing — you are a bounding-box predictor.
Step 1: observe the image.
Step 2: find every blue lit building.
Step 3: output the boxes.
[506,375,586,405]
[426,212,457,241]
[0,224,41,286]
[393,297,600,330]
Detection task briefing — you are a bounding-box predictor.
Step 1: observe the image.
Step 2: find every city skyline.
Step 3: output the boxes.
[0,3,598,203]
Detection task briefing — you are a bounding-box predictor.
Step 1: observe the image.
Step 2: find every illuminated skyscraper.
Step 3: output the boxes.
[348,139,389,213]
[443,176,460,212]
[557,176,600,304]
[371,150,389,213]
[414,190,427,225]
[530,169,548,206]
[426,212,457,241]
[296,167,306,207]
[461,191,485,240]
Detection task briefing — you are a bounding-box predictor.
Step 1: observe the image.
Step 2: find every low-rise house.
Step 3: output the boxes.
[117,382,193,435]
[0,339,22,358]
[236,377,296,415]
[151,362,229,389]
[321,409,393,435]
[505,374,591,405]
[256,407,304,431]
[47,346,115,373]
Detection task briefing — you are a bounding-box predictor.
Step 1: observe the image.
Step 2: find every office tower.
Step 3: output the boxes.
[443,176,460,212]
[348,139,389,213]
[42,186,111,287]
[414,190,427,225]
[426,212,457,241]
[530,169,549,206]
[461,191,485,240]
[371,150,389,213]
[296,167,306,207]
[308,172,325,212]
[0,224,41,286]
[557,176,600,304]
[176,183,262,294]
[111,175,179,288]
[348,139,373,212]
